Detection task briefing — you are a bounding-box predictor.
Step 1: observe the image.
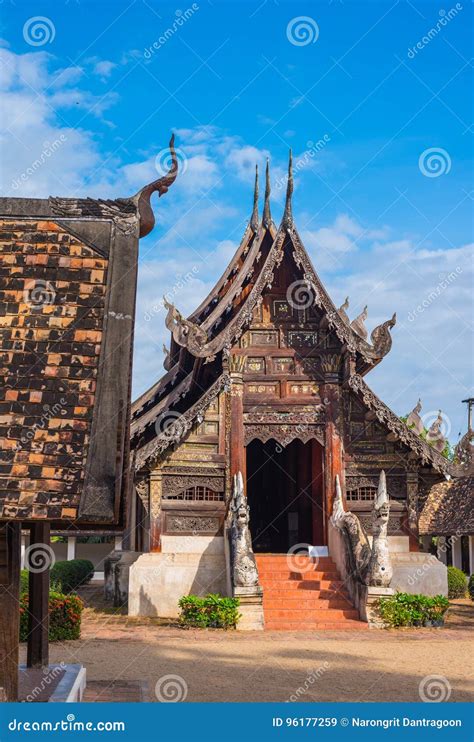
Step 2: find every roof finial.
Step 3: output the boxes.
[134,133,178,238]
[250,164,259,232]
[282,149,293,229]
[262,158,272,228]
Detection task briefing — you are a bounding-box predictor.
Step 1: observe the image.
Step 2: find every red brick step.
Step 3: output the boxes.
[255,553,367,631]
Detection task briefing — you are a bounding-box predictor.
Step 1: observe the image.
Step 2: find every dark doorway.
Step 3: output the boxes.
[246,438,324,553]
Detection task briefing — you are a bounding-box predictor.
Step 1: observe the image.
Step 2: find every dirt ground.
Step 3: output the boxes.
[19,589,474,703]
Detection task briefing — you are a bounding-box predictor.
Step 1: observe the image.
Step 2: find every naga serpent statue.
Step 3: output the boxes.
[331,471,393,587]
[230,472,259,588]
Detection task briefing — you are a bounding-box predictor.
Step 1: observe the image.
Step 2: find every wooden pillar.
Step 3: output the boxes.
[322,384,344,543]
[229,355,246,485]
[27,522,50,669]
[0,522,21,702]
[406,464,419,552]
[149,471,163,552]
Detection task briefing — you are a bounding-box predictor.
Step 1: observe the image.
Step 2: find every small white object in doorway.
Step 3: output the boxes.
[309,545,329,558]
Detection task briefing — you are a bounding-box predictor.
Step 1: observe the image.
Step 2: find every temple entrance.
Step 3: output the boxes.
[246,438,325,553]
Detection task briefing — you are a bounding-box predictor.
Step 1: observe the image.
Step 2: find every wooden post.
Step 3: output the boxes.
[229,355,246,485]
[149,471,163,552]
[26,522,50,669]
[322,384,345,543]
[0,522,21,702]
[406,464,419,552]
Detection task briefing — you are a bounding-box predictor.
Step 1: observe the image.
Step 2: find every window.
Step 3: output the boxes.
[163,486,224,502]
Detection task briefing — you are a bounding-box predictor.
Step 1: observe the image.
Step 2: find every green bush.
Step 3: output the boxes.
[376,593,449,628]
[447,566,467,599]
[178,594,240,629]
[50,559,94,594]
[20,569,29,595]
[467,575,474,601]
[20,591,84,642]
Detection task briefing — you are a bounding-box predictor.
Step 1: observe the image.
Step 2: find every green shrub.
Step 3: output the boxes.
[376,593,449,628]
[178,594,240,629]
[50,559,94,594]
[447,566,467,599]
[20,569,29,595]
[20,591,84,642]
[468,575,474,601]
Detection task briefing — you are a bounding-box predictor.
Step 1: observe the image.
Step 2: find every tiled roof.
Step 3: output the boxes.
[419,476,474,535]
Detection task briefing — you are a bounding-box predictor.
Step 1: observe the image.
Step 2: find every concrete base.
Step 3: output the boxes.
[358,586,395,628]
[128,536,227,618]
[391,553,448,597]
[234,586,264,631]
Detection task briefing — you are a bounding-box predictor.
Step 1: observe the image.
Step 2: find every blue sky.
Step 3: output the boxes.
[1,0,473,443]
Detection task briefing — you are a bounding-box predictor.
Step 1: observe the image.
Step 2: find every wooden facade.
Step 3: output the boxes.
[131,158,450,556]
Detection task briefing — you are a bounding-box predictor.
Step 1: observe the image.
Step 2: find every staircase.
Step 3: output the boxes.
[255,554,368,630]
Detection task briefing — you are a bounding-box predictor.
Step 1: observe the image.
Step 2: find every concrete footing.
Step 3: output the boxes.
[234,586,264,631]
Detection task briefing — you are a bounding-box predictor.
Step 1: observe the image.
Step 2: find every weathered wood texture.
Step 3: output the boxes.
[0,522,21,701]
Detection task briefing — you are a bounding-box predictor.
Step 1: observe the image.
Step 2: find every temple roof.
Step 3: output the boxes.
[132,158,440,472]
[419,476,474,535]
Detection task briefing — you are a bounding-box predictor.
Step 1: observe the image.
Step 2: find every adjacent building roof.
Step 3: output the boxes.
[0,137,177,524]
[419,476,474,535]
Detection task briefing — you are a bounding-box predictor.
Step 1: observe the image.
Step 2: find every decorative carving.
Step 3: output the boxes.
[134,375,229,470]
[133,133,178,238]
[350,306,368,340]
[348,374,449,473]
[370,313,397,358]
[406,399,423,435]
[338,296,350,324]
[426,411,447,453]
[244,423,324,447]
[250,164,259,233]
[163,344,172,371]
[282,149,293,229]
[262,158,272,228]
[166,515,220,533]
[331,472,393,587]
[230,472,259,587]
[162,474,224,499]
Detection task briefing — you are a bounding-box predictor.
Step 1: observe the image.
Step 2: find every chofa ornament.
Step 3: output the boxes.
[230,472,259,588]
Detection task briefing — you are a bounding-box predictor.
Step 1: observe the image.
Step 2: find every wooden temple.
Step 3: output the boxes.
[0,137,177,699]
[128,154,451,626]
